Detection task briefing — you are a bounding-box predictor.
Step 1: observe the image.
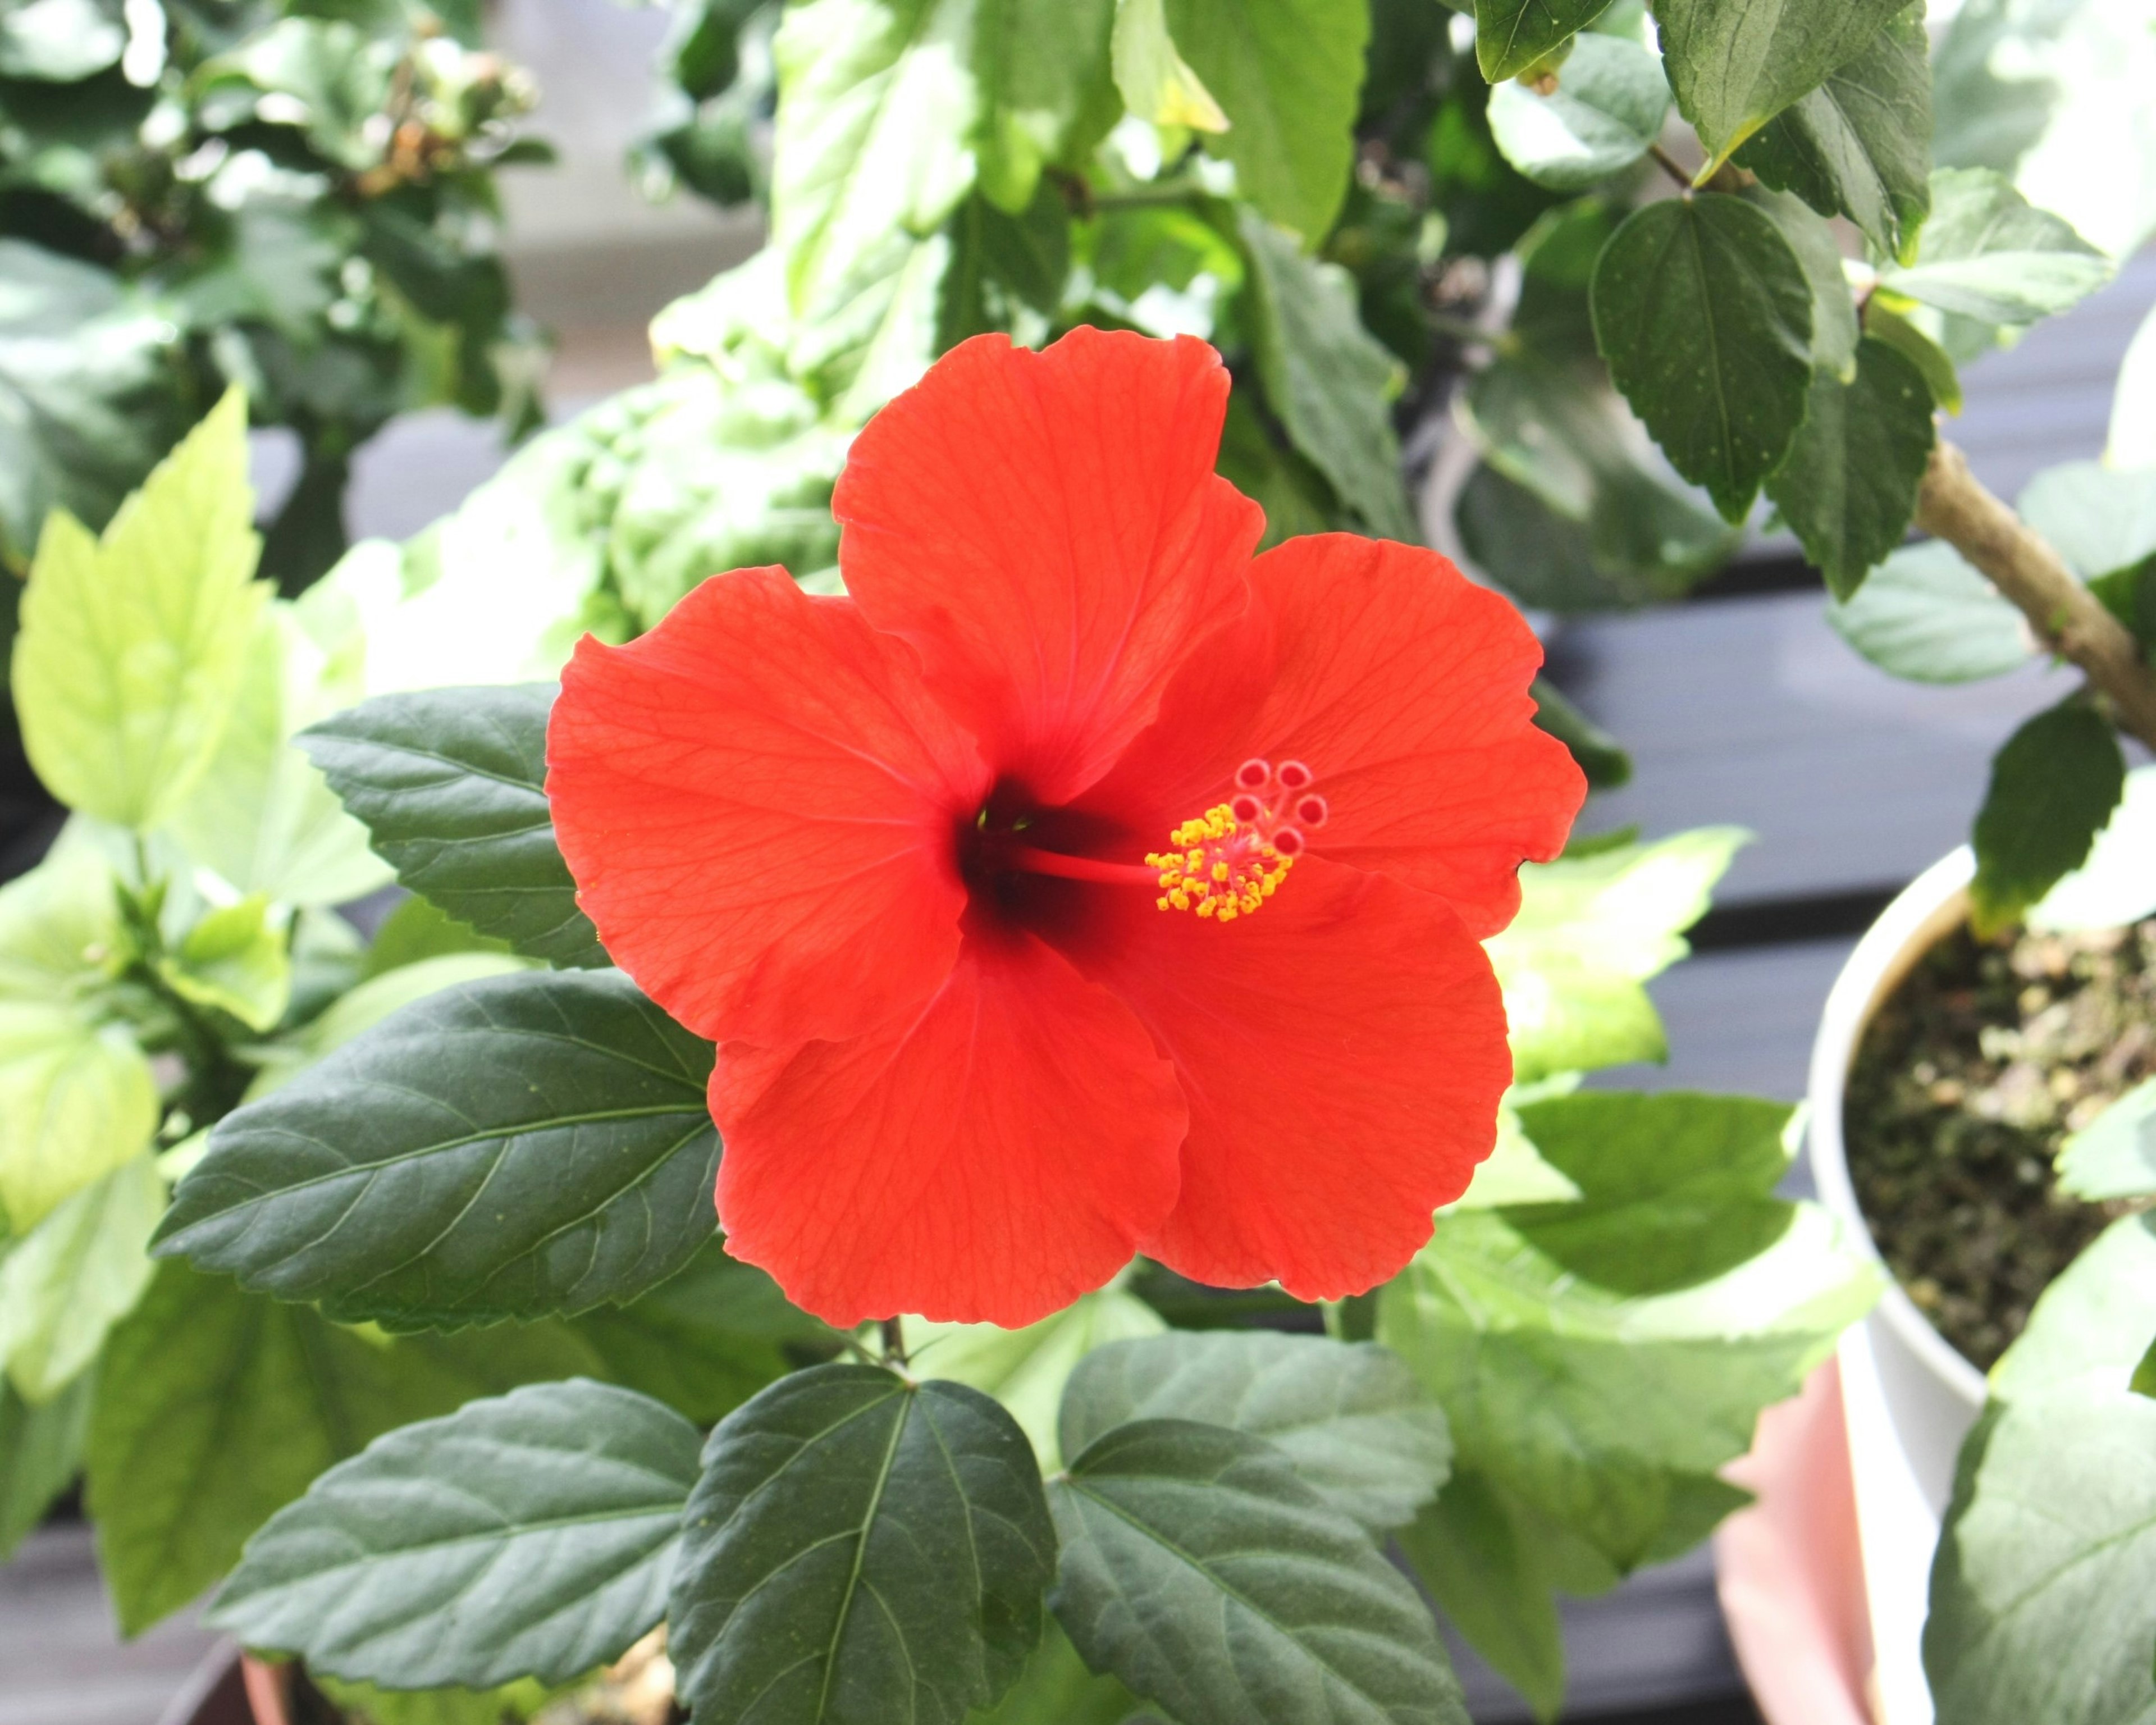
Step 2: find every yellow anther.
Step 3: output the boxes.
[1148,800,1294,925]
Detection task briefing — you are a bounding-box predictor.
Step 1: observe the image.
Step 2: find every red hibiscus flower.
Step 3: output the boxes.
[547,328,1585,1329]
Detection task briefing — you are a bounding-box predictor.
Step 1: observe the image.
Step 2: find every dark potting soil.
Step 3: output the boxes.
[1844,916,2156,1372]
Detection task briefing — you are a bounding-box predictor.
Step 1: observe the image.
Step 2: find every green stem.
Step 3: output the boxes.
[880,1316,910,1368]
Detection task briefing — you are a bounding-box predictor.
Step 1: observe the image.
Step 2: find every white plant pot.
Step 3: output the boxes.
[1803,846,1990,1725]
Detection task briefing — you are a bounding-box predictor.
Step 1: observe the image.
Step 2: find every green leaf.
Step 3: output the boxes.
[362,896,511,980]
[1529,678,1632,789]
[670,1364,1057,1725]
[2016,463,2156,585]
[1764,338,1934,600]
[2058,1078,2156,1202]
[1474,0,1616,84]
[913,1284,1166,1470]
[974,0,1117,211]
[0,1368,93,1560]
[1058,1330,1450,1532]
[1395,1471,1565,1723]
[1649,0,1911,172]
[1825,541,2032,684]
[1734,6,1930,262]
[1589,193,1814,522]
[1238,208,1417,540]
[86,1262,597,1632]
[1111,0,1227,130]
[1878,168,2112,327]
[2031,765,2156,935]
[1378,1202,1876,1576]
[969,1618,1143,1725]
[0,240,190,574]
[300,684,606,969]
[1486,32,1668,191]
[12,387,268,830]
[0,1152,160,1403]
[311,1674,553,1725]
[165,595,392,907]
[1168,0,1371,243]
[157,969,720,1331]
[212,1380,699,1688]
[1742,184,1859,382]
[1484,827,1745,1083]
[1863,298,1962,413]
[568,1241,798,1427]
[0,0,124,80]
[159,896,291,1033]
[1049,1417,1468,1725]
[939,184,1073,348]
[770,0,981,337]
[1971,700,2127,935]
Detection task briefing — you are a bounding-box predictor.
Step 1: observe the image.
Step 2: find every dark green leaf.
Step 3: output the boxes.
[1486,32,1668,190]
[1049,1418,1468,1725]
[1394,1470,1564,1723]
[1864,298,1962,411]
[1650,0,1911,171]
[1167,0,1369,241]
[1454,462,1733,614]
[1504,1092,1796,1295]
[1589,193,1814,521]
[1764,338,1934,599]
[1239,208,1417,540]
[1735,7,1930,261]
[213,1381,699,1688]
[670,1365,1057,1725]
[568,1242,800,1426]
[1879,167,2112,326]
[156,969,720,1331]
[1530,677,1632,789]
[2088,555,2156,656]
[1216,390,1339,550]
[1058,1331,1451,1531]
[1825,541,2032,684]
[1474,0,1615,84]
[2058,1078,2156,1203]
[300,684,606,968]
[0,1368,92,1560]
[85,1262,602,1633]
[1971,700,2127,934]
[939,184,1072,348]
[1742,185,1859,381]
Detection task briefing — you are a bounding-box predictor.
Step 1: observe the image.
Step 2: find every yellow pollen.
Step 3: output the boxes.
[1143,801,1294,925]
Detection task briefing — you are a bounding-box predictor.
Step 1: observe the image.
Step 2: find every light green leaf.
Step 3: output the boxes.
[1504,1091,1796,1297]
[86,1261,605,1633]
[300,683,606,969]
[1734,6,1930,262]
[158,896,290,1033]
[1825,540,2032,683]
[975,0,1117,210]
[311,1674,554,1725]
[1474,0,1617,84]
[0,240,190,574]
[2031,765,2156,934]
[2108,300,2156,469]
[2058,1079,2156,1203]
[1650,0,1911,172]
[1169,0,1370,242]
[1049,1418,1469,1725]
[968,1618,1143,1725]
[0,0,124,80]
[0,1152,160,1403]
[1742,184,1859,382]
[213,1381,698,1689]
[165,595,392,907]
[1378,1202,1876,1576]
[0,1369,93,1560]
[1484,826,1745,1083]
[770,0,981,334]
[1990,1216,2156,1403]
[1239,208,1416,540]
[2017,462,2156,583]
[1764,338,1934,600]
[1058,1330,1452,1532]
[0,1003,158,1235]
[1970,699,2126,934]
[670,1365,1057,1725]
[1879,168,2112,327]
[360,896,511,980]
[1589,193,1814,521]
[912,1283,1166,1470]
[157,969,720,1331]
[1110,0,1226,131]
[13,388,268,829]
[1486,33,1669,192]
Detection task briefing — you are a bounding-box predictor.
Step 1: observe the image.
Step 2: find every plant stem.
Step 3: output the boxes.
[880,1316,909,1368]
[1915,438,2156,751]
[1647,143,1692,189]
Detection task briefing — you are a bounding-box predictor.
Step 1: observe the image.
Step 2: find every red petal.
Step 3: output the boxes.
[1088,535,1585,938]
[711,925,1186,1327]
[1065,857,1510,1300]
[548,569,989,1048]
[834,328,1263,805]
